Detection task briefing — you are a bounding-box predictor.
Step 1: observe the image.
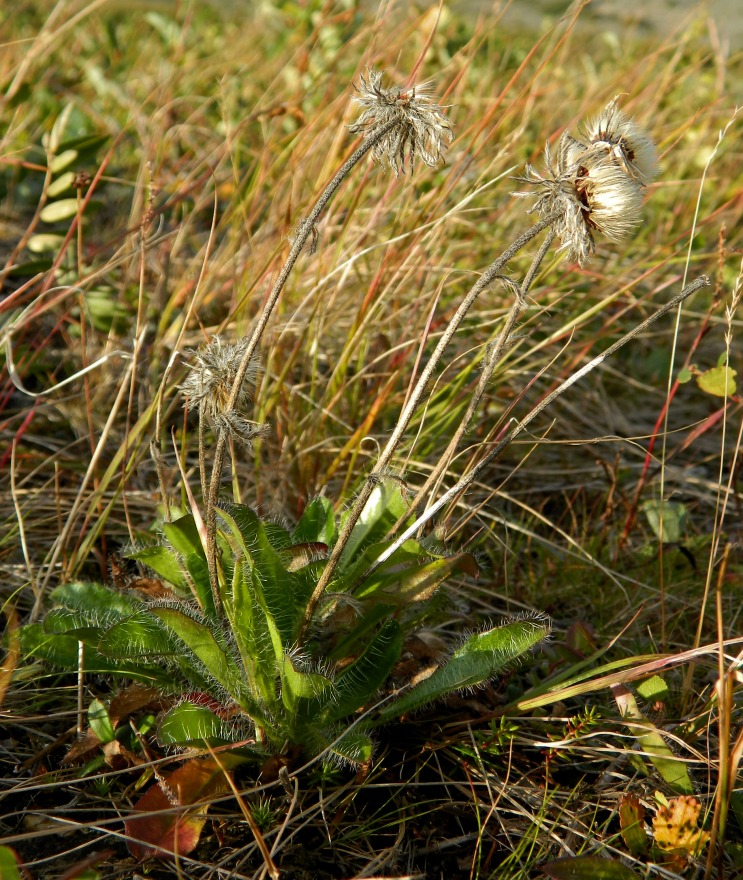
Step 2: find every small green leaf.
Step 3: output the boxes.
[50,149,78,174]
[219,505,300,642]
[97,612,178,659]
[27,233,65,253]
[293,496,336,545]
[88,698,115,744]
[20,624,171,685]
[130,545,187,591]
[40,198,79,223]
[279,654,334,714]
[56,133,110,154]
[338,480,410,568]
[330,621,403,720]
[677,366,693,383]
[636,675,670,703]
[642,500,687,543]
[50,581,141,617]
[5,259,54,276]
[43,607,105,640]
[163,514,205,558]
[697,364,737,398]
[47,171,76,196]
[326,729,373,766]
[158,702,232,746]
[356,553,478,605]
[612,685,693,794]
[150,607,242,699]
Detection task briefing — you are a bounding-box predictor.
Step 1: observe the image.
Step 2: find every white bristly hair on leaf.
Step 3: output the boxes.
[348,68,454,175]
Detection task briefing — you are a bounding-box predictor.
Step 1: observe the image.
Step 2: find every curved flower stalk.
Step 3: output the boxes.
[201,69,454,599]
[299,100,659,630]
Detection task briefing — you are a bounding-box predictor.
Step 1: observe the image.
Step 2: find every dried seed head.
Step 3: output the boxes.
[514,133,644,266]
[582,96,659,184]
[348,68,453,175]
[180,336,261,421]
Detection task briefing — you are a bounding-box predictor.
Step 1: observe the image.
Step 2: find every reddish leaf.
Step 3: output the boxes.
[108,683,167,727]
[102,740,143,770]
[62,729,103,766]
[125,756,237,860]
[619,793,648,856]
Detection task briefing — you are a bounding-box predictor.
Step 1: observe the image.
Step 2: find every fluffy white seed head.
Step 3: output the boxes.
[513,131,645,266]
[582,96,659,184]
[348,68,453,175]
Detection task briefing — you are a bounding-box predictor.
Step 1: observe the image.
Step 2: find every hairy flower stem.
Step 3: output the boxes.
[205,119,400,602]
[364,275,710,579]
[299,213,560,640]
[409,231,556,515]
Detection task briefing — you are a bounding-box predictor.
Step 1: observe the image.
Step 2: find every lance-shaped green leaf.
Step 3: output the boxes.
[163,515,216,614]
[130,544,188,592]
[376,616,551,722]
[158,702,268,756]
[329,620,403,721]
[43,608,107,641]
[20,624,172,684]
[97,611,179,659]
[325,729,373,766]
[332,538,427,595]
[89,698,115,743]
[159,702,232,746]
[50,581,142,617]
[150,607,243,700]
[292,496,336,545]
[337,480,411,570]
[611,684,693,794]
[226,560,278,709]
[355,553,479,606]
[218,504,300,642]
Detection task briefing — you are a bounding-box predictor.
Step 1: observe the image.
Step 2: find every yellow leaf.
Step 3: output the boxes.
[652,795,710,858]
[697,365,737,398]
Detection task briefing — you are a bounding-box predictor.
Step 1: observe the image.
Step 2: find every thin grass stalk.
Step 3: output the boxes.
[362,276,710,579]
[299,213,560,638]
[204,119,400,600]
[409,231,556,514]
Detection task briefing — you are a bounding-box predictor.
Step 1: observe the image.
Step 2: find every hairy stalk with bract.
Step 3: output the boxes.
[188,69,454,606]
